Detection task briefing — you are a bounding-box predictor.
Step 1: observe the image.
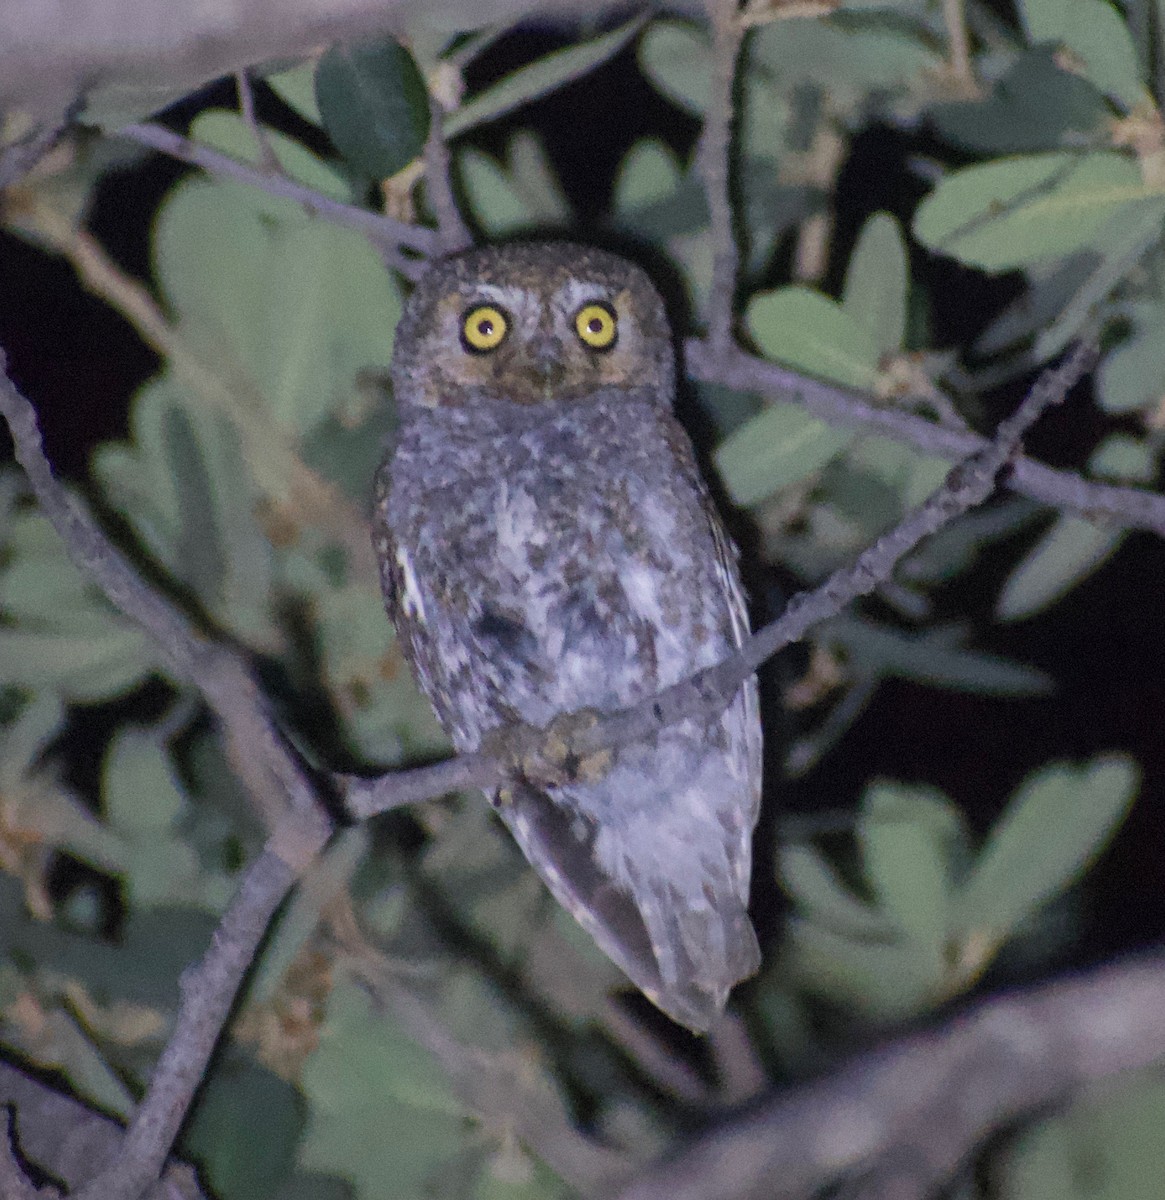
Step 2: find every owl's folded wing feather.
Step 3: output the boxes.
[498,779,759,1034]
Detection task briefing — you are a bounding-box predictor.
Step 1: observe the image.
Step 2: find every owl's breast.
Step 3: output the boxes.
[381,395,734,742]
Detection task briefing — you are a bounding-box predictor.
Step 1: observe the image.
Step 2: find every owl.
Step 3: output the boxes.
[373,242,762,1032]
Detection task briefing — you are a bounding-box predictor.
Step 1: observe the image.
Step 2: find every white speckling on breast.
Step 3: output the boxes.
[493,483,542,568]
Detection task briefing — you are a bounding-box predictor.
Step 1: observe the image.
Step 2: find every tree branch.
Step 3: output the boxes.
[614,951,1165,1200]
[72,848,296,1200]
[104,118,1163,551]
[2,349,331,1195]
[0,319,1094,1197]
[0,1063,207,1200]
[423,90,474,256]
[117,122,435,278]
[700,0,743,351]
[687,337,1165,539]
[0,350,327,842]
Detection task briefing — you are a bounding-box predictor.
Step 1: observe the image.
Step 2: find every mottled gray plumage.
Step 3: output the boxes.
[373,242,761,1032]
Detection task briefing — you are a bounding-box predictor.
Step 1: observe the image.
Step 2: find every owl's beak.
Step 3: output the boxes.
[524,334,565,397]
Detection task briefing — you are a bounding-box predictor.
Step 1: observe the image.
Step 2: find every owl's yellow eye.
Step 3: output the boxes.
[574,302,618,351]
[461,305,509,353]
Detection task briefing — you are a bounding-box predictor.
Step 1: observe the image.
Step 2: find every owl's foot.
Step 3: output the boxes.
[484,709,614,790]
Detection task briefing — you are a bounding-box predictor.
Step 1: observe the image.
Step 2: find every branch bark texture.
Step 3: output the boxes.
[615,952,1165,1200]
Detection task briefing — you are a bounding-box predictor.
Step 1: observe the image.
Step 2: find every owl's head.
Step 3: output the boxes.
[391,242,676,410]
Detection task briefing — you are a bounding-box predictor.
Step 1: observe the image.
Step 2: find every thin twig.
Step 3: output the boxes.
[614,950,1165,1200]
[0,113,72,191]
[423,91,474,255]
[234,69,281,174]
[701,0,743,351]
[565,339,1096,768]
[76,849,298,1200]
[341,750,503,820]
[941,0,976,92]
[117,122,435,278]
[342,940,631,1198]
[345,341,1094,819]
[0,1111,39,1200]
[686,337,1165,538]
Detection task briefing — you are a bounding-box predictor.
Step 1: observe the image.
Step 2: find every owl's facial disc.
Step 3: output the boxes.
[438,282,651,406]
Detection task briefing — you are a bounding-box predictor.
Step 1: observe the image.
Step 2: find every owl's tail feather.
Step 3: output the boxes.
[500,783,760,1034]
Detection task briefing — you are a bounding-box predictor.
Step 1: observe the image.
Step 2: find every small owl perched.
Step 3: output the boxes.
[373,242,761,1032]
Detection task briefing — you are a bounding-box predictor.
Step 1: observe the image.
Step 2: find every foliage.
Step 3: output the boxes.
[1,1,1163,1197]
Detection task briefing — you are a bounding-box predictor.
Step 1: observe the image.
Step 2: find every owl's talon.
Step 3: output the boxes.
[483,710,613,789]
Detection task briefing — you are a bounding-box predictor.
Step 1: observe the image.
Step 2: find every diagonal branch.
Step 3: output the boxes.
[75,849,297,1200]
[0,350,325,839]
[614,950,1165,1200]
[0,330,1095,1200]
[117,122,436,278]
[687,337,1165,539]
[344,339,1095,818]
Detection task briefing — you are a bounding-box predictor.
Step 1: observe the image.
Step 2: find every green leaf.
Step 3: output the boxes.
[300,979,465,1195]
[954,757,1138,940]
[0,511,157,700]
[785,914,939,1018]
[613,139,682,213]
[190,110,347,198]
[713,403,855,507]
[750,16,943,105]
[315,37,431,178]
[997,515,1124,622]
[103,728,184,835]
[977,202,1162,362]
[154,177,401,439]
[745,286,883,388]
[184,1052,304,1200]
[266,61,323,126]
[102,728,233,911]
[930,48,1111,156]
[778,844,896,939]
[858,783,959,980]
[0,693,62,787]
[82,75,220,131]
[1019,0,1071,41]
[0,627,158,702]
[1097,300,1165,413]
[92,376,276,646]
[828,617,1054,695]
[1021,0,1145,111]
[1087,432,1156,483]
[638,20,710,114]
[843,212,908,356]
[445,15,645,138]
[1001,1075,1165,1200]
[913,151,1165,271]
[459,134,570,238]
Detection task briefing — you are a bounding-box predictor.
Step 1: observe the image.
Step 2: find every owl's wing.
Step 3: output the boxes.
[492,496,762,1035]
[705,489,764,835]
[497,779,758,1034]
